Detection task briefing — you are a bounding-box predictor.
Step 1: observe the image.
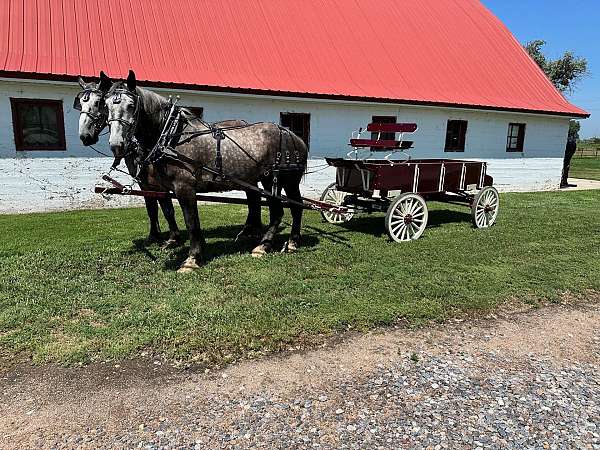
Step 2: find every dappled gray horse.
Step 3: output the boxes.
[76,73,263,247]
[105,70,308,272]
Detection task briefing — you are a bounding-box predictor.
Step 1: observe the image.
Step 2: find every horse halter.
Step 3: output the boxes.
[107,88,142,159]
[74,88,108,135]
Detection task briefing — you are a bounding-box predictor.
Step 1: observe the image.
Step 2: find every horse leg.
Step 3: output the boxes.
[158,198,181,249]
[143,197,162,245]
[252,179,283,257]
[175,190,206,273]
[237,189,263,240]
[282,173,304,252]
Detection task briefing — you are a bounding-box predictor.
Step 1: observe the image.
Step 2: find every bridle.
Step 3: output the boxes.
[73,88,108,136]
[106,88,142,161]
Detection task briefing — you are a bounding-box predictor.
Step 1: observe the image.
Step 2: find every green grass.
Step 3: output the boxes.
[1,190,599,365]
[571,158,600,181]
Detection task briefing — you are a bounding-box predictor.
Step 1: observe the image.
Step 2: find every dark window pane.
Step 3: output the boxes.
[11,99,65,151]
[507,123,526,152]
[185,107,204,120]
[371,115,397,141]
[280,112,310,149]
[445,120,467,152]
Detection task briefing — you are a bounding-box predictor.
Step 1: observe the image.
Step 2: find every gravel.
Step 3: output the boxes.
[2,304,600,449]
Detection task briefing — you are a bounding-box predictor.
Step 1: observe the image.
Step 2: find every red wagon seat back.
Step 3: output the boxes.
[349,139,413,150]
[366,123,418,133]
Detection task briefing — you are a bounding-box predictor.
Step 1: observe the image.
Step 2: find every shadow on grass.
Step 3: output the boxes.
[127,223,321,270]
[312,207,473,238]
[427,209,472,229]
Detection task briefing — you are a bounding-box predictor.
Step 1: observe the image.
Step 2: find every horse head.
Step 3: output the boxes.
[105,70,141,160]
[75,71,112,146]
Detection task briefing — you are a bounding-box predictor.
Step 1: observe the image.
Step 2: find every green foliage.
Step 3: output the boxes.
[578,137,600,149]
[0,191,599,365]
[569,120,581,140]
[524,40,588,93]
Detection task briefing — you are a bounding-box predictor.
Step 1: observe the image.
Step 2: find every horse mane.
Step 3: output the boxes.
[107,81,169,116]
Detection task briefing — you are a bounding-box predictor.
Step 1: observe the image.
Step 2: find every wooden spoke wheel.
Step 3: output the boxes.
[320,183,354,224]
[385,193,428,242]
[472,186,499,228]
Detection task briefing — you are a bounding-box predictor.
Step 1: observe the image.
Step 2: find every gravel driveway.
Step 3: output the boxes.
[1,301,599,449]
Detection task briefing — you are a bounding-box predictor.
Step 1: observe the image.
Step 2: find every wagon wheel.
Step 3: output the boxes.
[320,183,354,224]
[385,193,428,242]
[472,186,499,228]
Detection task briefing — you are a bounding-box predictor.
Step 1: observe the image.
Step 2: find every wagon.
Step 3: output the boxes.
[319,122,499,242]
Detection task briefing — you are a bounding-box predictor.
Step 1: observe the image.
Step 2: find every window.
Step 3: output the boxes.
[371,115,397,141]
[185,106,204,120]
[10,98,66,151]
[506,123,526,152]
[280,112,310,148]
[444,120,468,152]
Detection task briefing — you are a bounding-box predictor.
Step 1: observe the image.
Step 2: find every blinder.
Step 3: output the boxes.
[73,89,96,111]
[107,89,140,129]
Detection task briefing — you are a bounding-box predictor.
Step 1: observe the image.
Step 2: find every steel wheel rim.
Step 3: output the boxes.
[322,186,353,224]
[388,195,427,242]
[474,188,499,228]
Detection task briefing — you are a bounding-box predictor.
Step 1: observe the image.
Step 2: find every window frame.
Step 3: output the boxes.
[185,106,204,121]
[10,98,66,151]
[444,119,468,152]
[280,112,311,149]
[506,123,526,152]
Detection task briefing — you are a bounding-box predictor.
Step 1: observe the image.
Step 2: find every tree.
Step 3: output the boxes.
[525,40,588,142]
[569,120,580,141]
[524,40,588,94]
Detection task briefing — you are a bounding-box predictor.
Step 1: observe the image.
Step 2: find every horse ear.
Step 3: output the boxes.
[99,71,112,92]
[126,70,137,91]
[78,76,86,89]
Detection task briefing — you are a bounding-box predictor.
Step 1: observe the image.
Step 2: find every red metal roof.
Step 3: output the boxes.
[0,0,588,117]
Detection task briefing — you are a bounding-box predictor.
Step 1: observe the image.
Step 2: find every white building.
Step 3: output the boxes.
[0,0,588,213]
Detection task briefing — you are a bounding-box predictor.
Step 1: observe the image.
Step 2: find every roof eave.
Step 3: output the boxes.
[0,71,590,119]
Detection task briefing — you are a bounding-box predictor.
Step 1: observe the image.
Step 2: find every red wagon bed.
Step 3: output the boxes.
[320,123,499,242]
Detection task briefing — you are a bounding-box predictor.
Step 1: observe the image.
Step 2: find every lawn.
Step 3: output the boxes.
[571,158,600,181]
[1,190,599,365]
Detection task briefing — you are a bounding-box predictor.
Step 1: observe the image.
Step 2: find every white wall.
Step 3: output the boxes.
[0,78,573,212]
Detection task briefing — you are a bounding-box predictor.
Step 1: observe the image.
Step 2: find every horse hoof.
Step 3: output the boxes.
[251,244,269,258]
[281,240,299,253]
[177,257,202,273]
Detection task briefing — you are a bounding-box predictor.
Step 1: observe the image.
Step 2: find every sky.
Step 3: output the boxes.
[482,0,600,138]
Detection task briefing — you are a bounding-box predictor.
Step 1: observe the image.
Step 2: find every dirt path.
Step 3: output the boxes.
[1,301,599,449]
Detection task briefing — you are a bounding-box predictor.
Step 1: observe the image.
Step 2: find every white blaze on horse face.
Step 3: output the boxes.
[107,95,135,155]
